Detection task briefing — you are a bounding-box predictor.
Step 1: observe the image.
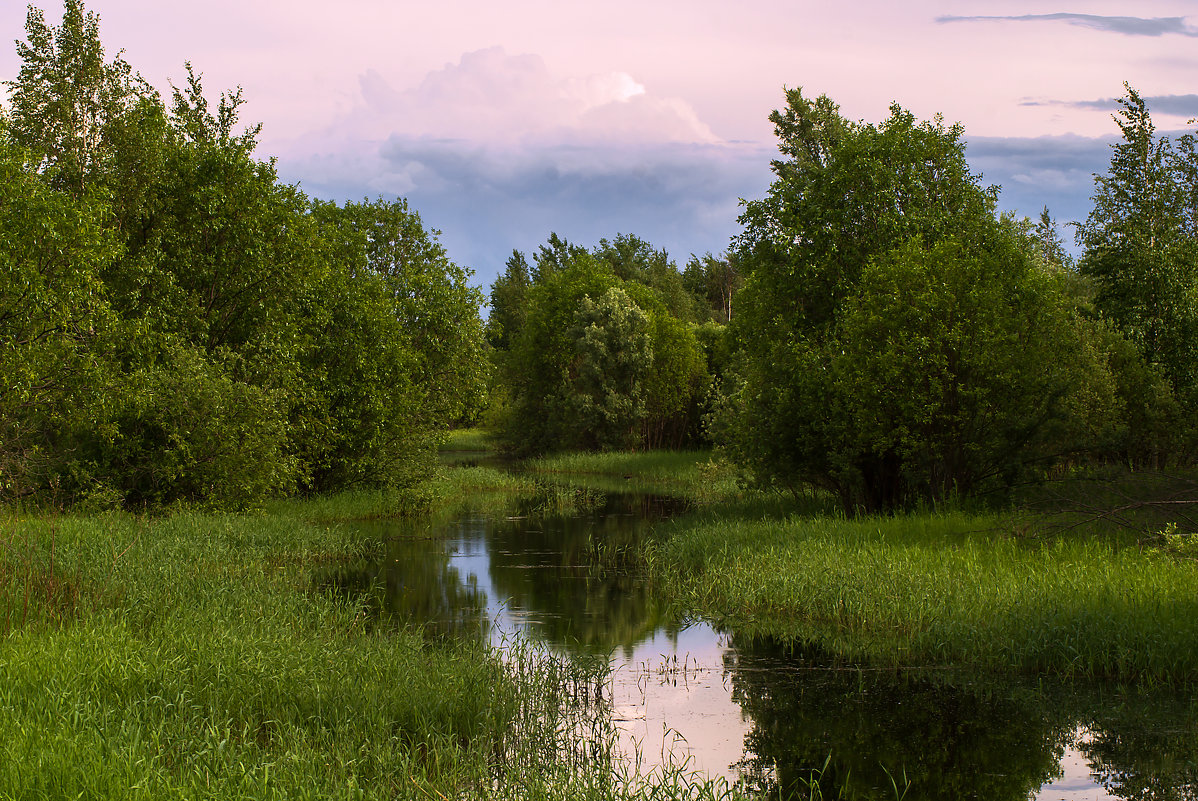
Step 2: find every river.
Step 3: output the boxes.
[318,486,1198,800]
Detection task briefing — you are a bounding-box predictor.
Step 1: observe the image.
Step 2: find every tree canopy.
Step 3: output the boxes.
[0,0,487,508]
[723,88,1118,512]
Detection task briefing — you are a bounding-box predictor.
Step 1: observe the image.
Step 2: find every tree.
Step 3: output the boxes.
[499,246,708,454]
[1033,207,1072,269]
[486,249,531,352]
[0,130,117,500]
[300,198,488,491]
[1076,85,1198,421]
[726,89,1113,512]
[568,287,653,450]
[683,252,743,323]
[5,0,151,196]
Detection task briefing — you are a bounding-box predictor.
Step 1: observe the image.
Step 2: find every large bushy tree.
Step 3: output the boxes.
[1,0,488,508]
[498,246,708,454]
[725,89,1115,512]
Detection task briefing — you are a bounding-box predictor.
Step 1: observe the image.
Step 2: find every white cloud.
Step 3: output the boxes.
[328,46,716,150]
[272,46,760,284]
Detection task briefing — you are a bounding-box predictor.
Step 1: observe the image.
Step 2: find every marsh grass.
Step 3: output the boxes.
[650,504,1198,683]
[1,487,746,799]
[441,428,495,453]
[525,451,742,503]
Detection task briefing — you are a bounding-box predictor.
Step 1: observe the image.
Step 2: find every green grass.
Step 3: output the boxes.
[440,428,495,453]
[523,450,743,503]
[0,495,746,800]
[650,503,1198,683]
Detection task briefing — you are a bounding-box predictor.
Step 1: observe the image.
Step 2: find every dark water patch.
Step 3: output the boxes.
[726,636,1198,800]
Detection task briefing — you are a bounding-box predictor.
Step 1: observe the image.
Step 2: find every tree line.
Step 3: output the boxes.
[1,0,486,509]
[488,88,1198,514]
[5,1,1195,515]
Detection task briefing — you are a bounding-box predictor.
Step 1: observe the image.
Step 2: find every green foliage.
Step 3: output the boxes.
[569,287,654,450]
[0,132,118,500]
[301,199,488,492]
[79,346,296,509]
[1,1,488,509]
[499,246,709,454]
[726,89,1115,512]
[1076,85,1198,452]
[4,0,151,196]
[682,252,743,324]
[486,249,532,351]
[593,234,701,322]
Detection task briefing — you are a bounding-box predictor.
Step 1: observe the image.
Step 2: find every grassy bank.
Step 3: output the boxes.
[0,467,743,800]
[524,450,742,503]
[650,499,1198,684]
[455,444,1198,684]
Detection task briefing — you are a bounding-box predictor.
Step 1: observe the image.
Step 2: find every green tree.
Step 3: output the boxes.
[1077,85,1198,422]
[568,287,653,450]
[5,0,152,196]
[500,246,707,454]
[1033,206,1072,269]
[485,249,531,352]
[592,233,699,322]
[299,198,487,491]
[683,252,743,323]
[727,89,1113,511]
[0,130,117,500]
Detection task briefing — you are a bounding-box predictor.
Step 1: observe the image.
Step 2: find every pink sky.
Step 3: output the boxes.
[4,0,1196,283]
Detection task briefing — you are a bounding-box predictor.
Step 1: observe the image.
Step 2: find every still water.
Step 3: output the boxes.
[318,489,1198,800]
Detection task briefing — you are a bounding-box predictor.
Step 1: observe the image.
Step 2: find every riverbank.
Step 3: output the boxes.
[0,465,742,800]
[528,446,1198,684]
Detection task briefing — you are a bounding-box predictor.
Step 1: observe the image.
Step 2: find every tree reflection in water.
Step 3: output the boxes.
[311,491,1198,799]
[726,636,1198,801]
[314,520,489,642]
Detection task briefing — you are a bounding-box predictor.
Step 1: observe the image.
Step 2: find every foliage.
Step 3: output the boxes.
[569,287,654,450]
[0,131,117,500]
[4,0,151,196]
[1,1,487,509]
[78,346,296,509]
[498,247,709,454]
[1076,85,1198,454]
[725,88,1117,512]
[683,252,743,323]
[301,199,488,491]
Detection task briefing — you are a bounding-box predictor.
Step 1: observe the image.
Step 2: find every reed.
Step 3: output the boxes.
[0,502,747,799]
[524,450,741,503]
[650,506,1198,683]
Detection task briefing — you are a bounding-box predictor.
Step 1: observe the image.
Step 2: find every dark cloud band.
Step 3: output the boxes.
[937,13,1198,37]
[1021,94,1198,118]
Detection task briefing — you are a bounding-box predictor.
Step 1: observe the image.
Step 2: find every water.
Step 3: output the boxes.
[317,489,1198,800]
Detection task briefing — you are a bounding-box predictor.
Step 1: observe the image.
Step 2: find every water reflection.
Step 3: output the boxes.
[727,637,1198,801]
[315,528,489,641]
[312,490,1198,799]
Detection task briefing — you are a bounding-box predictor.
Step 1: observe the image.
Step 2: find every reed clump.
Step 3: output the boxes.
[650,504,1198,684]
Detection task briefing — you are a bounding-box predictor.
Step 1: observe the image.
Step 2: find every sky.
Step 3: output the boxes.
[3,0,1197,291]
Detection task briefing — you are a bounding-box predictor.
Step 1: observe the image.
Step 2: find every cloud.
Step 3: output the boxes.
[936,13,1198,37]
[274,47,767,286]
[340,47,716,148]
[962,134,1117,241]
[1020,94,1198,118]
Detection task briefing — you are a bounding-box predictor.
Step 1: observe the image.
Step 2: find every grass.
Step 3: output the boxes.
[649,499,1198,683]
[524,450,742,503]
[0,491,747,800]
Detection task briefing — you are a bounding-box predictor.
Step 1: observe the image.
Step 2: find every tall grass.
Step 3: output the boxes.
[650,507,1198,683]
[0,503,747,799]
[525,451,742,503]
